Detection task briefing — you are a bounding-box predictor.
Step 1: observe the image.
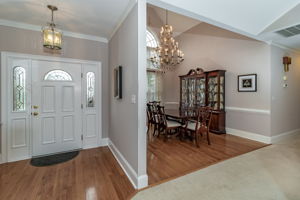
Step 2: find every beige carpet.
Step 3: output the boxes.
[133,133,300,200]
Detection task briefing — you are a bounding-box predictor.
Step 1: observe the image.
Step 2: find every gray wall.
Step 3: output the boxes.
[109,4,139,172]
[0,25,109,138]
[270,45,300,136]
[161,23,272,136]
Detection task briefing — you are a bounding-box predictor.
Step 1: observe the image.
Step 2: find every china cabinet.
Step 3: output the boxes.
[179,69,226,134]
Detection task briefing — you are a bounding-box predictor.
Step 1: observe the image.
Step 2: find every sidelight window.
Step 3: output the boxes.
[86,72,95,107]
[13,66,26,111]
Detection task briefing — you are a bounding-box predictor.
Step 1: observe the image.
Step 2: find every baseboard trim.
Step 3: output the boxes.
[227,128,271,144]
[108,139,148,189]
[108,139,138,188]
[271,129,300,143]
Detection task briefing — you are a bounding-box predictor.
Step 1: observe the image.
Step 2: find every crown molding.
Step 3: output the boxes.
[0,19,108,43]
[109,0,137,40]
[271,42,300,54]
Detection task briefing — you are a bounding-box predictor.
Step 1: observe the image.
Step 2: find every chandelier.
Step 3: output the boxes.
[42,5,62,50]
[156,10,184,70]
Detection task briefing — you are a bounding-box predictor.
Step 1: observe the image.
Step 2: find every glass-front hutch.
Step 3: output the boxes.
[180,69,226,134]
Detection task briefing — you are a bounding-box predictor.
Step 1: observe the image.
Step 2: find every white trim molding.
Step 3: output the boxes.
[227,128,271,144]
[271,129,300,144]
[0,19,108,43]
[271,42,300,55]
[164,102,180,105]
[108,139,148,189]
[226,106,270,115]
[109,0,137,40]
[228,128,300,144]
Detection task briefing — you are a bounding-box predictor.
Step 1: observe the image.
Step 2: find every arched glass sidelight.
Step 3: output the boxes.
[44,70,72,81]
[13,66,26,111]
[86,72,95,107]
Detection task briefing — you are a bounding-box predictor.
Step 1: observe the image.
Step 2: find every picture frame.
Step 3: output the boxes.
[114,66,122,99]
[238,74,257,92]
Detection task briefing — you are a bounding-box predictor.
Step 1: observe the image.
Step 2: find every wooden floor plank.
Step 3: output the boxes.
[0,147,136,200]
[0,133,267,199]
[147,133,268,185]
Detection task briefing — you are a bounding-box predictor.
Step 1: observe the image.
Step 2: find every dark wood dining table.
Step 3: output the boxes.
[164,109,195,120]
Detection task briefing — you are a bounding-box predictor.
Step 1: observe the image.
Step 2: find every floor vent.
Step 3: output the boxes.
[276,24,300,37]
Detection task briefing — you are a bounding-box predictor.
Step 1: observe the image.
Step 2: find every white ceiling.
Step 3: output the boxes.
[148,0,300,36]
[0,0,134,39]
[1,0,300,50]
[148,0,300,51]
[148,5,201,37]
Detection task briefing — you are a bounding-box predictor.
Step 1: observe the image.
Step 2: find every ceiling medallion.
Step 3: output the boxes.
[156,9,184,71]
[42,5,62,50]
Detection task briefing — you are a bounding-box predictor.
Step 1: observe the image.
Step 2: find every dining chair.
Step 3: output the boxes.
[146,103,153,136]
[157,105,182,141]
[185,107,213,147]
[147,102,160,137]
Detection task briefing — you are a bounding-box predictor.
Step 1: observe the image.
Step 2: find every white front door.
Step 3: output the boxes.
[31,60,82,156]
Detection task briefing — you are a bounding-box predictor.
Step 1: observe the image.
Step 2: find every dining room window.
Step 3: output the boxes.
[146,29,162,101]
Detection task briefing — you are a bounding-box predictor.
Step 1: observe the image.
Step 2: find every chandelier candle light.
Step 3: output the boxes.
[42,5,62,50]
[156,9,184,71]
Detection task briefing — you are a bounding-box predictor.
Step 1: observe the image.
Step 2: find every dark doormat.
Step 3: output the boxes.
[30,150,79,167]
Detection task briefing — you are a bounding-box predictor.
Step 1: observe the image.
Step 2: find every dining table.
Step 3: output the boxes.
[163,108,197,140]
[164,108,196,120]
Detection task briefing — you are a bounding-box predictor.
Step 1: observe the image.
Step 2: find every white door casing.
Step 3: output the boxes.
[31,60,82,156]
[1,52,102,163]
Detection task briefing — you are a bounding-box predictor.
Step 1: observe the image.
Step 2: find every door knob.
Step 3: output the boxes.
[32,112,39,116]
[32,105,39,109]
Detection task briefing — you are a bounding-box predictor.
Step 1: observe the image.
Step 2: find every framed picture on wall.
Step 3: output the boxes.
[238,74,257,92]
[114,66,122,99]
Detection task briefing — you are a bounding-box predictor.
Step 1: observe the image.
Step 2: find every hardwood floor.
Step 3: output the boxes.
[0,134,267,200]
[147,133,268,185]
[0,147,136,200]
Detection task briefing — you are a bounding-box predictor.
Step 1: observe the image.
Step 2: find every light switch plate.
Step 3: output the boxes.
[131,95,136,104]
[283,83,288,88]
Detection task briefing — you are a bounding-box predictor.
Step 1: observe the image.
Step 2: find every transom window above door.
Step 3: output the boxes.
[44,70,72,81]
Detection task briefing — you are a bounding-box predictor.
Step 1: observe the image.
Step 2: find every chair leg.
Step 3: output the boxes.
[158,125,163,138]
[207,130,211,145]
[147,122,150,136]
[164,129,168,142]
[195,132,200,148]
[179,128,184,141]
[153,124,157,137]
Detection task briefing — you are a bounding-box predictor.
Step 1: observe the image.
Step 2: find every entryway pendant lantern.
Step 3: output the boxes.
[42,5,62,50]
